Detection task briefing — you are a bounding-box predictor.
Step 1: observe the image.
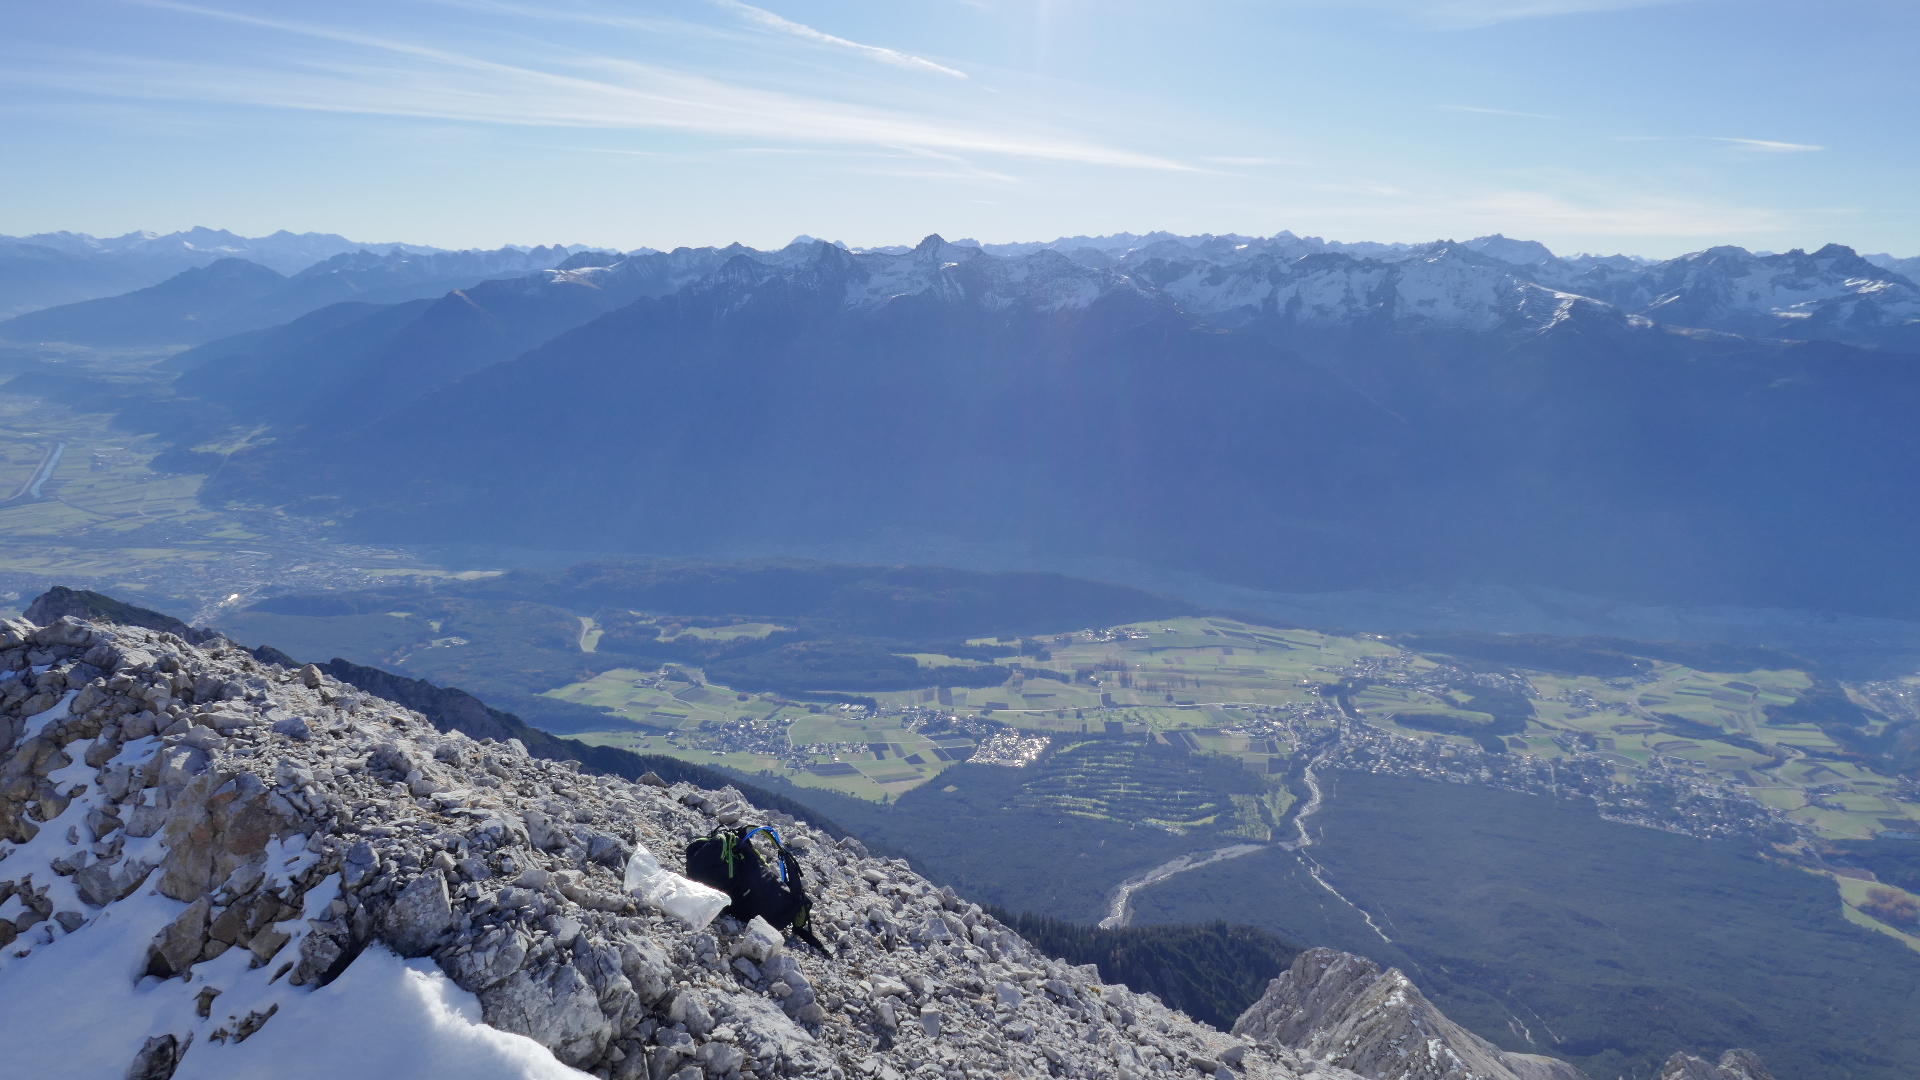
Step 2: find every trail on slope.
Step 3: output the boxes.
[1099,843,1268,929]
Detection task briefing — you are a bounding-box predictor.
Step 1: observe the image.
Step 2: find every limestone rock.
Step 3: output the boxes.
[1235,948,1584,1080]
[1660,1049,1776,1080]
[147,897,212,978]
[154,770,290,901]
[126,1033,188,1080]
[384,871,454,957]
[73,853,154,907]
[732,915,783,963]
[481,960,619,1067]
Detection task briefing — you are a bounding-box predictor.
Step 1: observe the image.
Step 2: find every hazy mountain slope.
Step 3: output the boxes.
[0,227,440,317]
[0,245,591,348]
[1269,318,1920,614]
[159,247,734,432]
[0,258,292,345]
[209,241,1413,588]
[162,299,441,425]
[228,246,582,330]
[7,226,430,274]
[1866,252,1920,278]
[0,241,161,317]
[191,237,1920,616]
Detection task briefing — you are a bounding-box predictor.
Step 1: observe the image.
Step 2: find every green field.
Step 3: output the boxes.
[0,390,222,554]
[532,614,1920,849]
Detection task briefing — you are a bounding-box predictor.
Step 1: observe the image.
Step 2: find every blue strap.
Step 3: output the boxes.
[741,826,788,881]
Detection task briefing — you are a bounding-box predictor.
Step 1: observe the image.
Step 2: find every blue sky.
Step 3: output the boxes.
[2,0,1914,256]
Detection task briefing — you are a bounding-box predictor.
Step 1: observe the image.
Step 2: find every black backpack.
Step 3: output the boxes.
[686,825,829,953]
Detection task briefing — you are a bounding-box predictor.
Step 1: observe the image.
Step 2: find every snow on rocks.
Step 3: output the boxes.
[0,612,1334,1080]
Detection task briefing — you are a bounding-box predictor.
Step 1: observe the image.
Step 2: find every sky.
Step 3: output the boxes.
[1,0,1915,257]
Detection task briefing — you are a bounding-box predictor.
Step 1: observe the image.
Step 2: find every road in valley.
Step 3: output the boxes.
[0,440,64,507]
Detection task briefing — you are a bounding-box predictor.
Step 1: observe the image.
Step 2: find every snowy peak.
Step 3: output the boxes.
[1572,243,1920,348]
[538,231,1920,346]
[1461,233,1558,266]
[1113,241,1600,336]
[286,246,579,290]
[653,235,1141,318]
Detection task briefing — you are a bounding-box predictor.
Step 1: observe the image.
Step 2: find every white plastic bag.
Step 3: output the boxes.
[624,842,729,929]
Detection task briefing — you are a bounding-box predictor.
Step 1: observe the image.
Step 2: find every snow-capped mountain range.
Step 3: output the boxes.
[6,226,1915,351]
[0,222,1912,349]
[540,231,1918,350]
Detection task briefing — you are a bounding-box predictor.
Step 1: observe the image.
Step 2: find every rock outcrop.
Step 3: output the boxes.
[1233,949,1778,1080]
[1659,1049,1775,1080]
[1233,949,1585,1080]
[0,608,1352,1080]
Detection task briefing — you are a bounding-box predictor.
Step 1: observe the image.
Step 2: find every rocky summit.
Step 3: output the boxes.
[0,605,1774,1080]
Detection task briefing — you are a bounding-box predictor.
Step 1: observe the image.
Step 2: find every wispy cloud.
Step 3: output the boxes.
[708,0,966,78]
[1291,179,1790,238]
[1447,189,1789,236]
[61,1,1177,170]
[1419,0,1680,28]
[1613,134,1825,153]
[1708,136,1823,153]
[1437,104,1563,120]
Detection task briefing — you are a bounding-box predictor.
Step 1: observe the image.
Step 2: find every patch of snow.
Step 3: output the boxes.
[174,946,589,1080]
[0,885,582,1080]
[22,689,78,740]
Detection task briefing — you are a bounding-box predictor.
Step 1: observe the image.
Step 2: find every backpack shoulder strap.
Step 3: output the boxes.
[739,826,789,881]
[762,831,834,955]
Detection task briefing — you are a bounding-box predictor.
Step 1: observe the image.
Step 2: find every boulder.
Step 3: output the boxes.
[147,897,212,978]
[383,871,454,957]
[479,960,618,1067]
